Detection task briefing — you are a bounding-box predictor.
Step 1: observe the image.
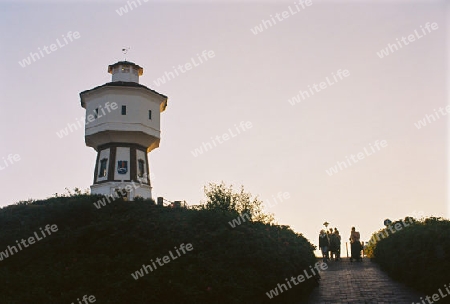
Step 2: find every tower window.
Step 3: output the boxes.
[94,108,98,119]
[122,67,130,73]
[122,105,126,115]
[99,158,108,177]
[148,110,152,120]
[138,159,145,178]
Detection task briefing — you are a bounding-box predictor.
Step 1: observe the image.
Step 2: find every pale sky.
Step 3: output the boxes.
[0,0,448,254]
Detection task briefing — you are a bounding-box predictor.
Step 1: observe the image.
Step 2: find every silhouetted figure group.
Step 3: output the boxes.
[319,226,363,262]
[318,228,341,262]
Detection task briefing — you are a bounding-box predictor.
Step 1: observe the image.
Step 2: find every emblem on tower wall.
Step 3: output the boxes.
[117,161,128,174]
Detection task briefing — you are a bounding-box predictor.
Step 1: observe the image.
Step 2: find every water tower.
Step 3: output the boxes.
[79,61,168,200]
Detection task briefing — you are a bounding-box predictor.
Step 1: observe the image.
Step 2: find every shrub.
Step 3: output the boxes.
[0,193,317,303]
[201,182,275,224]
[371,216,450,294]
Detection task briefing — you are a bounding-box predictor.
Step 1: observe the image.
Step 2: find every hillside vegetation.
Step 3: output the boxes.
[367,216,450,294]
[0,185,318,303]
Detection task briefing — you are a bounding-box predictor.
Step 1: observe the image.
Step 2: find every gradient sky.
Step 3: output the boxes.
[0,0,447,254]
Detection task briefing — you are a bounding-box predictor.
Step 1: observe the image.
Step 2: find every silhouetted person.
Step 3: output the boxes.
[319,230,330,262]
[349,227,361,262]
[330,229,341,261]
[327,229,333,259]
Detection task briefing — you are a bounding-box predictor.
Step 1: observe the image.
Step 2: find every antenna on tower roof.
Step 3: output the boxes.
[122,47,130,61]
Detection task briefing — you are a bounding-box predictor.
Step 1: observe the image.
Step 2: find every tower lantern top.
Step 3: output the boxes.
[108,61,143,83]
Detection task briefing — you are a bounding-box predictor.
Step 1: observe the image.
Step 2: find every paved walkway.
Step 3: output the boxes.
[306,258,423,304]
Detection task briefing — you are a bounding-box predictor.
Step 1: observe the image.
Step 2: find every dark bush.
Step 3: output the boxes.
[0,195,317,303]
[372,217,450,294]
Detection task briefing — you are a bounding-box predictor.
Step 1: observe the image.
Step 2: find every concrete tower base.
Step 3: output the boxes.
[91,181,152,201]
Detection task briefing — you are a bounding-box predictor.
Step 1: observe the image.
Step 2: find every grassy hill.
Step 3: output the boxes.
[0,194,318,303]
